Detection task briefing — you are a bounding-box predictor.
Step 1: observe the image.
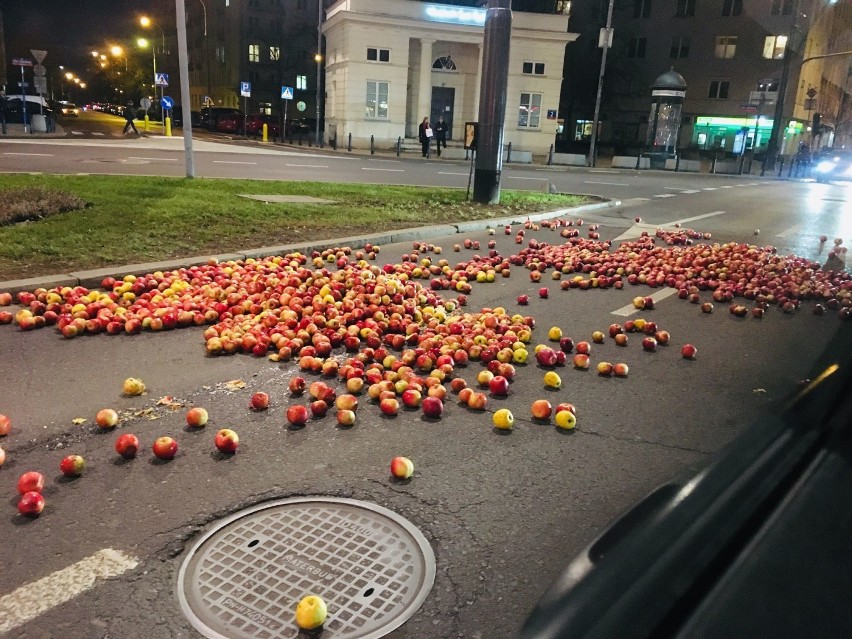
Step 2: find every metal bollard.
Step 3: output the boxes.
[506,142,512,163]
[675,154,681,172]
[370,135,375,155]
[776,157,784,177]
[397,136,401,157]
[348,133,352,152]
[547,144,553,166]
[711,156,717,174]
[635,153,642,170]
[787,158,795,178]
[332,136,337,151]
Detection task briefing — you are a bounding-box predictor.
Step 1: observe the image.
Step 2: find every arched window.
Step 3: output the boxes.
[432,55,457,71]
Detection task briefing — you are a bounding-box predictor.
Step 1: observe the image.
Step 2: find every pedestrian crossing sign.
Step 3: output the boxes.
[281,86,294,100]
[155,73,169,87]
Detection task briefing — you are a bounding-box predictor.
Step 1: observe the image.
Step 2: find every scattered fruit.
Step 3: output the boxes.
[59,455,86,477]
[122,377,145,396]
[18,471,45,494]
[390,456,414,479]
[681,344,698,359]
[250,392,270,410]
[18,491,45,517]
[543,371,562,388]
[186,407,209,428]
[0,414,11,436]
[95,408,119,429]
[152,436,178,460]
[554,410,577,430]
[115,433,140,459]
[531,399,553,420]
[295,594,328,630]
[493,408,515,430]
[214,429,239,453]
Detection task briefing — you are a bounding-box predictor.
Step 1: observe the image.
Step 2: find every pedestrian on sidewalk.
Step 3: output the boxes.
[123,101,139,135]
[418,116,432,158]
[0,90,7,135]
[434,116,448,157]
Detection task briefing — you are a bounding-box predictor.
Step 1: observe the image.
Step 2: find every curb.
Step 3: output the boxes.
[0,199,620,295]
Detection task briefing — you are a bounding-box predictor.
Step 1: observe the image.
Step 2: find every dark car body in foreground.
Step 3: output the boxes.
[521,325,852,639]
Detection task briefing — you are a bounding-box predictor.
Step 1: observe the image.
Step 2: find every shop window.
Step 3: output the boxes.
[633,0,651,18]
[518,93,542,128]
[708,80,730,99]
[248,44,260,63]
[675,0,695,17]
[771,0,793,14]
[296,75,307,90]
[270,46,280,61]
[762,35,787,59]
[715,36,737,58]
[432,55,457,71]
[367,48,390,63]
[721,0,742,15]
[366,81,389,119]
[669,36,690,58]
[522,61,546,75]
[627,37,647,58]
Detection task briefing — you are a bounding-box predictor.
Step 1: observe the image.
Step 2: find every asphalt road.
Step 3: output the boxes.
[0,128,850,638]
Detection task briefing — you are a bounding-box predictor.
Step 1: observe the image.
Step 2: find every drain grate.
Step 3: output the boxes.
[177,497,436,639]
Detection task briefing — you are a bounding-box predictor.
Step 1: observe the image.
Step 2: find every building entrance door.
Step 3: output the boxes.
[430,87,455,140]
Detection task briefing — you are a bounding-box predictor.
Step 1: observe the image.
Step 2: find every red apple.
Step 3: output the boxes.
[17,471,45,494]
[59,454,86,477]
[467,392,488,410]
[250,392,270,410]
[597,361,613,376]
[336,394,359,412]
[555,402,576,416]
[336,409,356,427]
[614,334,628,347]
[115,433,140,459]
[558,337,574,353]
[654,330,670,345]
[535,347,558,367]
[310,400,329,418]
[573,353,590,369]
[96,408,119,429]
[286,405,310,427]
[488,375,510,396]
[186,407,209,428]
[289,376,307,395]
[152,436,178,460]
[681,344,698,359]
[531,399,553,420]
[18,491,45,517]
[642,337,657,351]
[538,287,549,299]
[517,294,529,306]
[401,388,423,408]
[390,456,414,479]
[422,396,443,418]
[379,397,400,416]
[0,413,12,436]
[214,429,239,453]
[613,363,629,377]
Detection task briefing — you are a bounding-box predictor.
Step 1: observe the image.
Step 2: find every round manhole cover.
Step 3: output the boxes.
[177,497,436,639]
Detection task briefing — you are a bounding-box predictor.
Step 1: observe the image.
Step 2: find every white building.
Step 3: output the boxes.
[322,0,577,153]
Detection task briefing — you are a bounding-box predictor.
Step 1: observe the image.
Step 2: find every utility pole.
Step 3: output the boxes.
[315,0,323,147]
[589,0,615,167]
[175,0,196,178]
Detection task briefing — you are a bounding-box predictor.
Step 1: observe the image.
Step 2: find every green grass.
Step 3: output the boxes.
[0,175,591,281]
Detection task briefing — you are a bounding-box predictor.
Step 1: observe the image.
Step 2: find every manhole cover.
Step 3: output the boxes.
[177,497,436,639]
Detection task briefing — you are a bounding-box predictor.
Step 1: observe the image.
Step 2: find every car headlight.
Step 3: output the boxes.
[815,161,836,173]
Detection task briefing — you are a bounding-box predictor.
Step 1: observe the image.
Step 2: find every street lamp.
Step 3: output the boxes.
[137,37,162,125]
[110,45,128,71]
[315,0,323,146]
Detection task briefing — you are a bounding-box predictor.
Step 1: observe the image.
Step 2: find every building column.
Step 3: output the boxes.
[417,38,435,123]
[473,43,483,120]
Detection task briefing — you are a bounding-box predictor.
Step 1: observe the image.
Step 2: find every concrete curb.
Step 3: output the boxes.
[0,200,620,295]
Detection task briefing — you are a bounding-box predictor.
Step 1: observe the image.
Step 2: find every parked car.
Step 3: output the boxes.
[3,96,53,125]
[245,114,281,137]
[210,110,245,134]
[286,118,314,137]
[813,148,852,183]
[170,107,201,128]
[200,107,243,132]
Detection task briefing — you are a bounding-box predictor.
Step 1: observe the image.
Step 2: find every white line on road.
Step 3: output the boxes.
[671,210,727,225]
[438,172,469,176]
[285,163,328,168]
[702,187,718,191]
[128,157,178,161]
[365,158,401,163]
[362,167,404,172]
[663,186,686,190]
[776,224,802,239]
[584,180,629,186]
[214,160,258,165]
[612,287,679,317]
[507,176,547,181]
[680,189,699,194]
[654,193,677,198]
[92,132,105,136]
[3,152,55,157]
[720,185,735,189]
[0,548,138,634]
[71,131,84,136]
[588,169,618,173]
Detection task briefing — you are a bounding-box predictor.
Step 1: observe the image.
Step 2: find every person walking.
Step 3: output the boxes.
[123,101,139,135]
[434,116,448,157]
[418,116,432,158]
[0,90,7,135]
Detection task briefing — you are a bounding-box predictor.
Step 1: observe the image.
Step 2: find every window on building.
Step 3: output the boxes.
[708,80,730,99]
[669,36,690,58]
[627,36,647,58]
[715,36,737,58]
[675,0,695,16]
[721,0,742,15]
[366,81,389,119]
[367,48,390,63]
[270,46,280,61]
[296,75,307,90]
[225,0,229,6]
[248,44,260,63]
[770,0,793,15]
[432,55,457,71]
[215,46,226,63]
[633,0,651,18]
[762,35,787,59]
[518,93,542,128]
[522,61,546,75]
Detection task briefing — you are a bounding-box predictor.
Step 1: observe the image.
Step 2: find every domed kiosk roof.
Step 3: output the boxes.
[652,69,687,91]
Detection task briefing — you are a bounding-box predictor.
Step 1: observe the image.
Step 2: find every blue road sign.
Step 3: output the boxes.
[161,96,174,109]
[155,73,169,87]
[240,82,251,97]
[281,86,294,100]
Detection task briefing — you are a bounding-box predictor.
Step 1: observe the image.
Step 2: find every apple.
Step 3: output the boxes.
[596,362,613,376]
[18,491,45,517]
[681,344,698,359]
[517,294,529,306]
[608,324,623,338]
[543,371,562,388]
[0,413,12,436]
[493,408,515,430]
[559,337,574,353]
[186,407,209,428]
[214,428,240,453]
[591,331,605,344]
[548,326,563,341]
[573,354,590,369]
[488,375,510,396]
[152,436,178,460]
[613,363,629,377]
[295,594,328,630]
[0,445,5,467]
[531,399,553,420]
[555,402,576,416]
[345,377,365,394]
[535,347,558,367]
[122,377,146,396]
[310,400,329,418]
[59,454,85,477]
[95,408,119,429]
[286,405,310,427]
[538,287,549,299]
[115,433,140,459]
[752,307,765,319]
[477,369,494,386]
[449,378,468,394]
[554,410,577,430]
[701,302,714,314]
[401,388,423,408]
[421,396,443,418]
[250,392,270,410]
[336,394,359,412]
[614,333,628,347]
[632,296,645,310]
[289,376,307,395]
[336,409,356,427]
[654,330,670,345]
[380,397,400,416]
[390,456,414,479]
[575,341,591,355]
[467,392,488,410]
[17,471,45,494]
[642,337,657,351]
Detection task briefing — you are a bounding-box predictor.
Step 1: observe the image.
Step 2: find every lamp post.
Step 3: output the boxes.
[110,45,128,71]
[589,0,615,167]
[140,16,167,127]
[315,0,323,147]
[137,38,160,124]
[197,0,212,105]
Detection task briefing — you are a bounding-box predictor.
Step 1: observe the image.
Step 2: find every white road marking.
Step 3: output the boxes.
[214,160,257,165]
[0,548,138,634]
[654,193,677,198]
[589,169,618,173]
[128,156,178,161]
[365,158,401,163]
[776,224,802,239]
[702,187,718,191]
[507,176,547,181]
[3,152,54,157]
[438,171,469,176]
[285,163,328,168]
[720,185,735,189]
[362,167,404,172]
[612,287,679,317]
[584,180,629,186]
[663,186,686,190]
[92,132,105,136]
[71,131,84,136]
[680,189,699,194]
[671,210,726,225]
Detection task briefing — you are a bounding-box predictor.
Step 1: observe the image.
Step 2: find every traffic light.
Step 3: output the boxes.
[812,113,821,132]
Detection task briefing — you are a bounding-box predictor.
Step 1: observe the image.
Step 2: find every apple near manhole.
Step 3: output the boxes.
[18,491,45,517]
[214,429,240,454]
[390,456,414,479]
[17,471,45,495]
[186,407,209,428]
[152,436,178,460]
[96,408,119,429]
[59,455,86,477]
[0,413,11,436]
[250,392,270,410]
[115,433,140,459]
[681,344,698,359]
[295,594,328,630]
[286,405,310,427]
